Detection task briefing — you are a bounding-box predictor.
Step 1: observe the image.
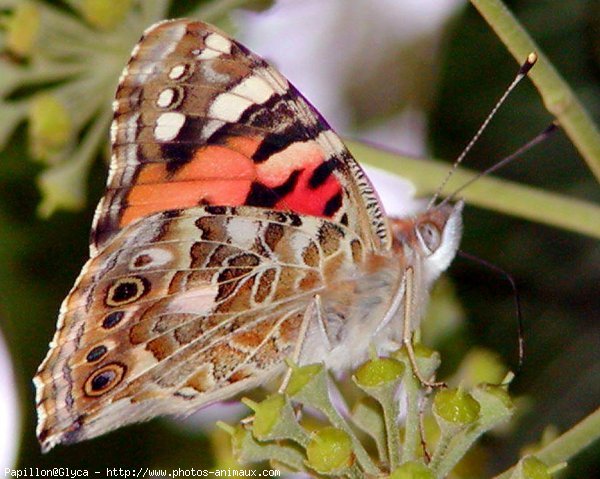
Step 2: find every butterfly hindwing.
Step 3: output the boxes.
[35,206,365,449]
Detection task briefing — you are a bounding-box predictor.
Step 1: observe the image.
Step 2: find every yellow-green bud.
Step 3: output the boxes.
[389,461,434,479]
[230,423,250,454]
[478,383,513,410]
[520,457,551,479]
[433,388,480,426]
[306,427,353,473]
[285,363,323,396]
[412,343,437,358]
[79,0,132,30]
[249,394,286,440]
[396,343,436,361]
[458,348,507,385]
[29,94,72,161]
[355,357,405,387]
[37,156,87,217]
[6,1,40,58]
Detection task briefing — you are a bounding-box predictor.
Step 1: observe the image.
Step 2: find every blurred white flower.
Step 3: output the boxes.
[0,327,20,469]
[236,0,465,155]
[364,164,425,216]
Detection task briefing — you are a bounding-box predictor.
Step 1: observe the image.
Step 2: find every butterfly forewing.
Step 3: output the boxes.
[94,19,389,255]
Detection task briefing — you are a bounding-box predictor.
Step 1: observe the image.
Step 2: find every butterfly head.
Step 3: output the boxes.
[390,200,463,283]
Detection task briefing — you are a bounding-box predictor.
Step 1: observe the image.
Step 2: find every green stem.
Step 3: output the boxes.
[401,373,422,462]
[380,389,402,470]
[469,0,600,182]
[428,428,454,474]
[493,407,600,479]
[348,141,600,239]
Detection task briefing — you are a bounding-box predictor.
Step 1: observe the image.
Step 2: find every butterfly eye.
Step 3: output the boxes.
[84,363,126,397]
[416,222,442,256]
[106,277,149,306]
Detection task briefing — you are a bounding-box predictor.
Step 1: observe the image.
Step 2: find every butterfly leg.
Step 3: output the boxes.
[278,295,328,393]
[402,267,446,388]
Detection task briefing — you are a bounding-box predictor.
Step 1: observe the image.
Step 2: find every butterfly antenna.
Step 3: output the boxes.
[457,250,524,375]
[438,120,559,208]
[428,52,538,210]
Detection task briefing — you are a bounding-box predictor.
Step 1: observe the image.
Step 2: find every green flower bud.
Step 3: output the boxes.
[412,343,437,359]
[37,158,87,217]
[396,343,436,361]
[245,394,286,440]
[29,94,72,161]
[6,1,40,58]
[394,343,441,381]
[285,363,323,396]
[456,348,507,386]
[355,357,405,388]
[477,383,513,410]
[306,427,353,474]
[433,388,480,426]
[389,461,434,479]
[520,457,551,479]
[79,0,133,30]
[228,423,250,455]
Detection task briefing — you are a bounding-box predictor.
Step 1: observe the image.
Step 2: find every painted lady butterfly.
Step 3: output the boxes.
[34,19,462,452]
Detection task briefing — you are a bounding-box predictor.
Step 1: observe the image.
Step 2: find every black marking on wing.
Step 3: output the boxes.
[245,170,301,208]
[323,191,343,216]
[309,158,342,189]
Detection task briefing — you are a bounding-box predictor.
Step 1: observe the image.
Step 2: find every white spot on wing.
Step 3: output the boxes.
[125,113,140,143]
[196,49,221,60]
[130,247,174,270]
[290,232,313,262]
[169,64,186,80]
[209,92,253,123]
[156,88,175,108]
[117,65,130,85]
[231,74,274,104]
[124,144,138,166]
[130,42,141,59]
[208,74,274,123]
[196,33,232,60]
[227,219,260,250]
[106,154,118,184]
[110,121,118,144]
[166,285,218,315]
[154,112,186,141]
[205,33,232,53]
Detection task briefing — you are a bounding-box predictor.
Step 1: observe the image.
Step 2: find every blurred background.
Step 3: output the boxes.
[0,0,598,477]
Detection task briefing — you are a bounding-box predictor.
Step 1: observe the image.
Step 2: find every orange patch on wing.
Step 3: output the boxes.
[121,136,263,226]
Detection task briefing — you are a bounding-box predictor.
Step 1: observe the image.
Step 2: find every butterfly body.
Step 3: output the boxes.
[34,19,462,452]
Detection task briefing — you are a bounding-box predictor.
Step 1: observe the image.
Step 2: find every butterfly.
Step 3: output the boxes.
[34,19,463,452]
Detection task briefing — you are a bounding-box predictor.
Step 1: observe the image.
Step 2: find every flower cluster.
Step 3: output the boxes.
[221,346,561,478]
[0,0,171,216]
